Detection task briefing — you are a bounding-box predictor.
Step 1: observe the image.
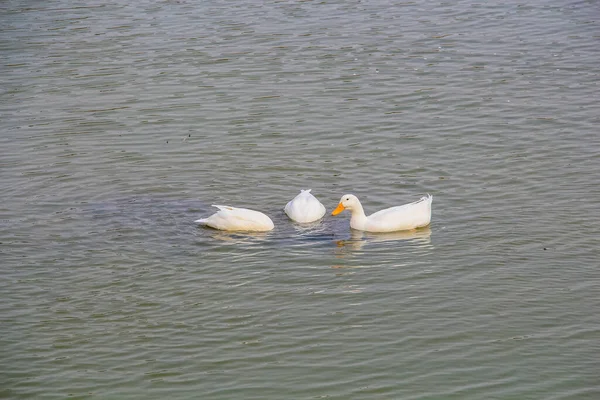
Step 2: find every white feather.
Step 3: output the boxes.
[196,205,274,232]
[284,189,326,223]
[332,194,432,232]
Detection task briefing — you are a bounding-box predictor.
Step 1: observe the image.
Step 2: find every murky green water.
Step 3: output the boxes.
[2,1,599,398]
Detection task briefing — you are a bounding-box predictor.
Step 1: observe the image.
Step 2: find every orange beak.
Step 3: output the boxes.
[331,203,345,216]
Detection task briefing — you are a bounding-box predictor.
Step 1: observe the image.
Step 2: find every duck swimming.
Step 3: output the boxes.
[195,205,274,232]
[284,189,326,223]
[332,194,432,232]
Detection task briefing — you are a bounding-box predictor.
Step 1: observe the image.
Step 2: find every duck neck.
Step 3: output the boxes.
[349,201,368,230]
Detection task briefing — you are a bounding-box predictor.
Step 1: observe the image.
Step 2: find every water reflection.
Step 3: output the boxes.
[205,229,272,244]
[289,219,329,234]
[334,226,432,256]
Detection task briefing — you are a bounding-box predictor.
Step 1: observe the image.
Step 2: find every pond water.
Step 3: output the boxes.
[2,0,599,398]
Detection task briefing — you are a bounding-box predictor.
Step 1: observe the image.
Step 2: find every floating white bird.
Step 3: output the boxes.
[195,205,274,232]
[284,189,326,223]
[332,194,432,232]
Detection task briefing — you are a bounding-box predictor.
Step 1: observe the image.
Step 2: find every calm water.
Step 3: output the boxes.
[2,0,599,398]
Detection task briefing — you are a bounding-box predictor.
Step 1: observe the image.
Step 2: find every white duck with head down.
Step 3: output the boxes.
[284,189,326,223]
[332,194,432,232]
[196,205,274,232]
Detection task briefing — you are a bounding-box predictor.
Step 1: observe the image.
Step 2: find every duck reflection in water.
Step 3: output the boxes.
[207,230,271,244]
[334,226,432,257]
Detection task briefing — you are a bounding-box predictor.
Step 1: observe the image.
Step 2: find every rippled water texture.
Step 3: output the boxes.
[1,0,599,398]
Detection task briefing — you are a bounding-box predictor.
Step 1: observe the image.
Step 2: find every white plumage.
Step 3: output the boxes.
[332,194,432,232]
[284,189,326,223]
[195,205,274,232]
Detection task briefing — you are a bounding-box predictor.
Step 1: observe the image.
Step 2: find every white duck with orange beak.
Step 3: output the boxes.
[331,194,432,232]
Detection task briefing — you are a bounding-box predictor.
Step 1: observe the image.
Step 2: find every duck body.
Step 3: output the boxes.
[195,205,274,232]
[332,194,432,232]
[284,189,326,223]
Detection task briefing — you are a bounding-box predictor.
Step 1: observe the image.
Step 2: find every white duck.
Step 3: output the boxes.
[195,205,274,232]
[284,189,326,223]
[332,194,432,232]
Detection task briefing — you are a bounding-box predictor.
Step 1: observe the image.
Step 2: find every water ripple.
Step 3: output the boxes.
[2,0,599,398]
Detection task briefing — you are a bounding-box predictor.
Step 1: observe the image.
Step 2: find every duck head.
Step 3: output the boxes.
[332,194,359,215]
